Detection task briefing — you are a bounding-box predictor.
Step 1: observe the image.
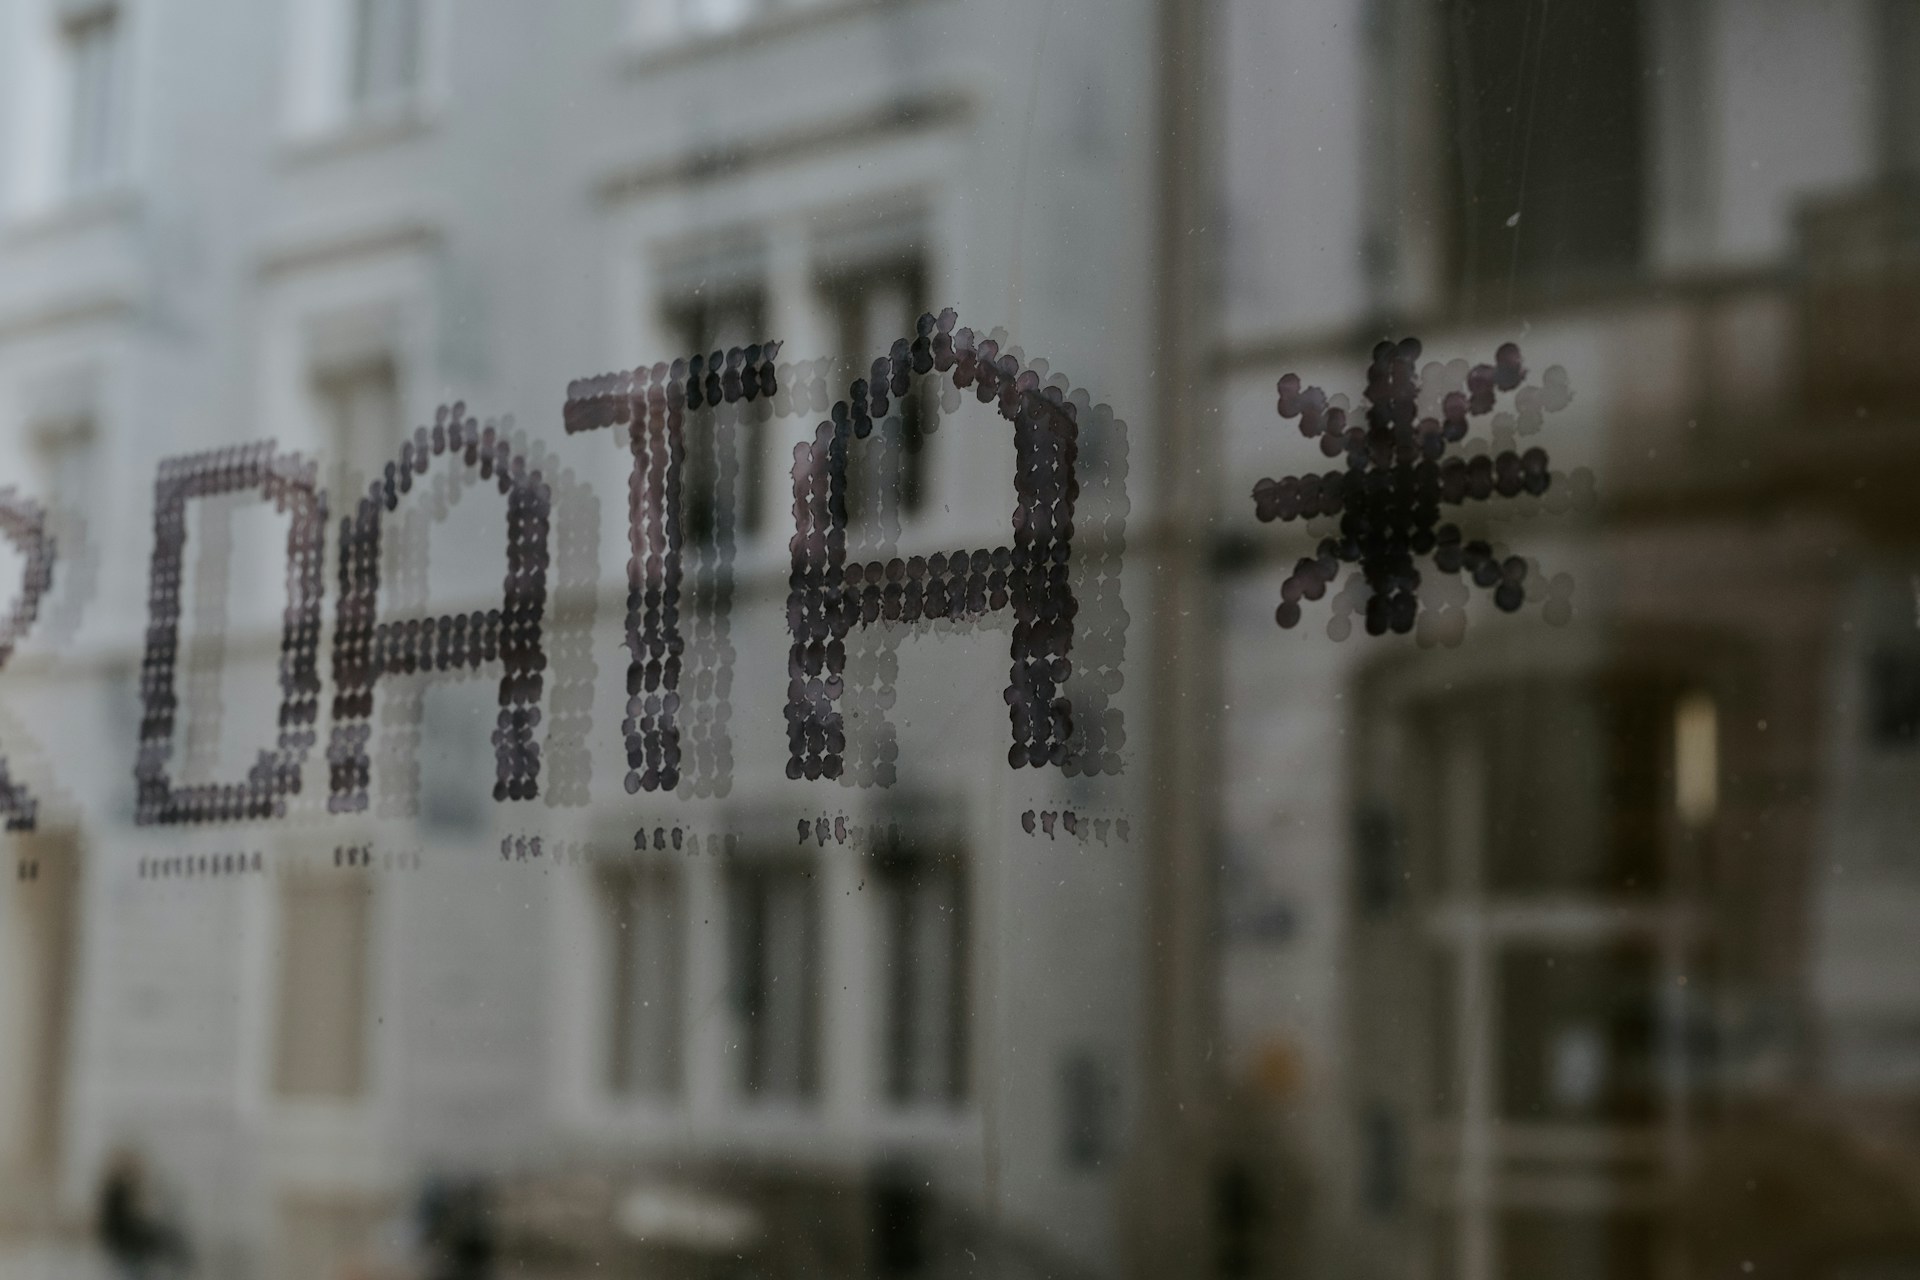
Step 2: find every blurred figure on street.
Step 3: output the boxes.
[97,1149,190,1280]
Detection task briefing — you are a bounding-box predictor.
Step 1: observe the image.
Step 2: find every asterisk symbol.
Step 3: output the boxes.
[1252,337,1556,637]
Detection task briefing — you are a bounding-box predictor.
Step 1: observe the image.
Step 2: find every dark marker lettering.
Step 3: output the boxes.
[787,309,1079,780]
[326,406,551,813]
[563,343,778,794]
[0,487,53,830]
[135,445,323,825]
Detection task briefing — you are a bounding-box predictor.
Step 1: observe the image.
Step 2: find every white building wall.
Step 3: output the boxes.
[0,0,1169,1275]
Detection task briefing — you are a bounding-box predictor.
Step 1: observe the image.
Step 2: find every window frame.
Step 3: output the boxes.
[282,0,444,147]
[659,283,774,547]
[57,0,123,196]
[817,255,934,528]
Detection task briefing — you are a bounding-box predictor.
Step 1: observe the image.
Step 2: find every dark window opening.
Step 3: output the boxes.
[664,289,769,544]
[1441,0,1645,302]
[726,858,822,1100]
[1426,676,1679,898]
[1214,1161,1261,1278]
[824,261,931,524]
[350,0,425,108]
[1354,801,1403,914]
[1869,648,1920,747]
[1880,0,1920,176]
[604,862,684,1099]
[1498,944,1660,1123]
[1059,1048,1116,1170]
[870,1161,931,1279]
[1359,1105,1405,1217]
[874,842,968,1106]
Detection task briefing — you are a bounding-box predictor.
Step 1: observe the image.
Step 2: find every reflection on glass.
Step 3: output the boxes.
[2,1,1918,1277]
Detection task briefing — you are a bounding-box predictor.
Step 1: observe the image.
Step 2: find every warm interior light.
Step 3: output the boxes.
[1674,692,1719,827]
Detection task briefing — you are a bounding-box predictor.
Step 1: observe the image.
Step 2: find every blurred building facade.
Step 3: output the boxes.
[0,0,1167,1276]
[4,0,1920,1279]
[1212,1,1920,1278]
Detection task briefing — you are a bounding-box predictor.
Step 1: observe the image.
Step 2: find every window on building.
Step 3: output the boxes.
[869,1161,932,1279]
[1868,647,1920,748]
[726,857,820,1100]
[1498,1209,1656,1280]
[1425,947,1462,1118]
[312,354,403,495]
[0,834,78,1210]
[24,371,97,528]
[823,261,931,524]
[32,419,94,527]
[874,843,967,1105]
[58,0,123,193]
[634,0,765,44]
[1353,801,1403,914]
[682,0,758,36]
[603,862,684,1099]
[1673,692,1719,826]
[347,0,425,110]
[1498,944,1660,1124]
[12,372,99,647]
[1213,1160,1262,1279]
[1440,0,1645,301]
[1377,672,1704,1278]
[273,874,372,1100]
[1059,1047,1116,1170]
[1881,0,1920,176]
[417,682,490,834]
[1409,677,1676,899]
[663,287,769,545]
[1358,1104,1406,1216]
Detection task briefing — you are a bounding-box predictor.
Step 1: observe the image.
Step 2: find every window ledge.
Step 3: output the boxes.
[281,100,438,167]
[568,1100,984,1155]
[2,183,138,246]
[619,0,927,76]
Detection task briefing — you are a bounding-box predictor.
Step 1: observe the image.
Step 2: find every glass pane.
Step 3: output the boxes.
[3,4,1917,1278]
